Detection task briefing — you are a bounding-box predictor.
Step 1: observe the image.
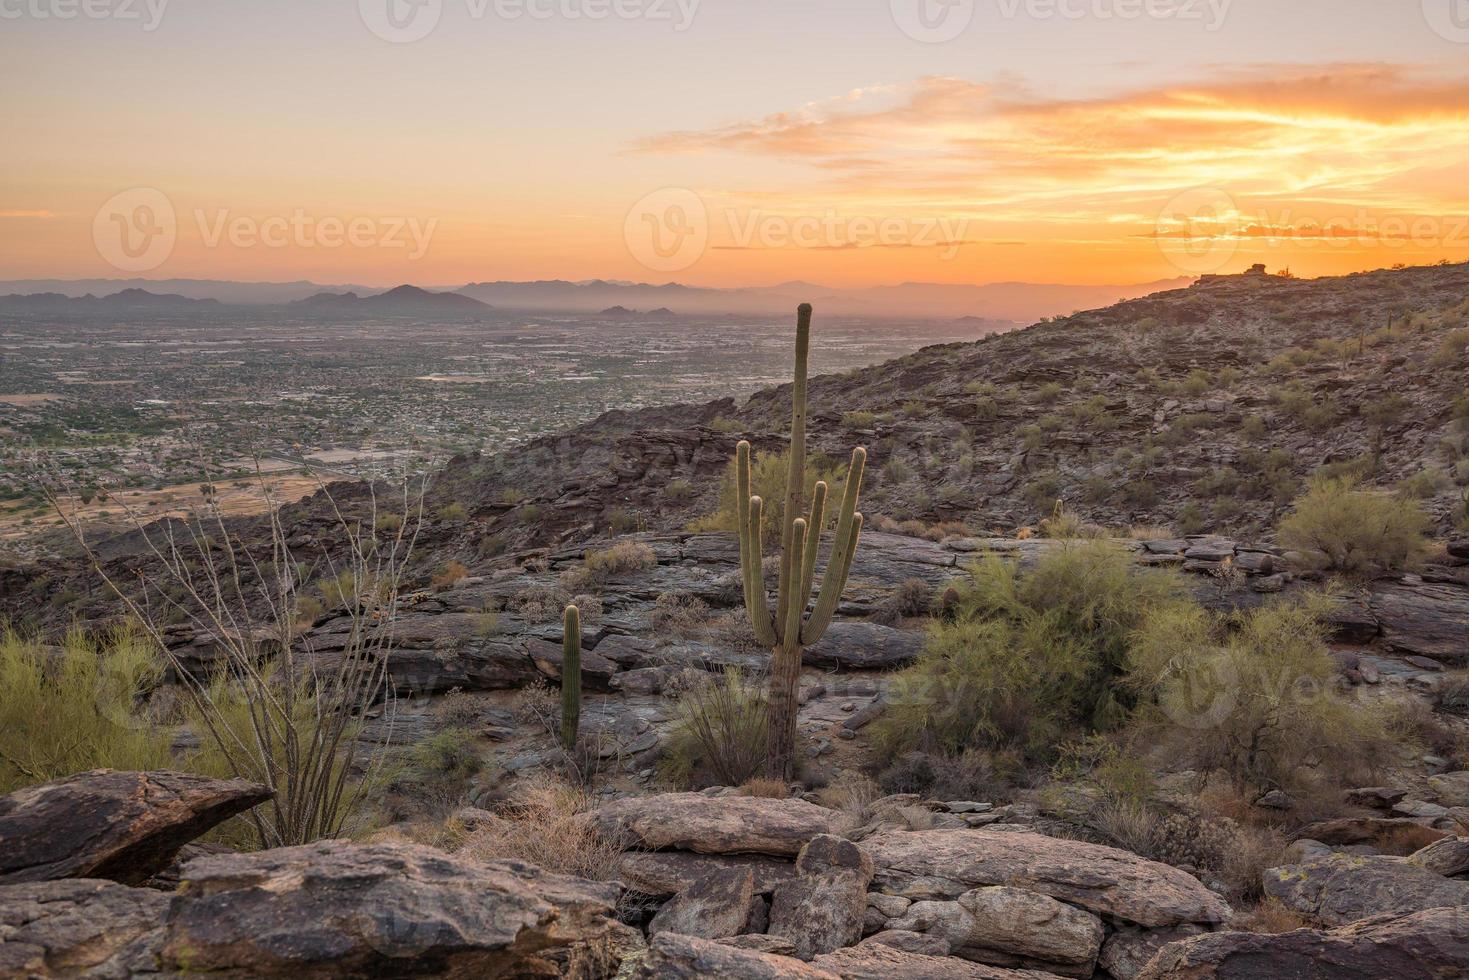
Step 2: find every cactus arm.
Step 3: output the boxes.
[745,494,776,646]
[560,605,582,751]
[736,441,758,617]
[796,480,828,614]
[803,512,863,646]
[782,518,807,654]
[801,446,866,644]
[775,304,812,635]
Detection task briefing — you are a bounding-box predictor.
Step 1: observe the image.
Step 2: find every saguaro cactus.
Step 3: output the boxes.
[736,304,866,781]
[560,604,582,751]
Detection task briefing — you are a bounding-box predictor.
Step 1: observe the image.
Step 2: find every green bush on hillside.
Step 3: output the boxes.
[872,542,1188,763]
[1279,477,1431,577]
[692,447,846,543]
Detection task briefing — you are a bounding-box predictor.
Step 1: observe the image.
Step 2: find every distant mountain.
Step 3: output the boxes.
[456,277,1190,322]
[0,288,223,313]
[291,285,491,315]
[0,277,381,305]
[599,306,637,316]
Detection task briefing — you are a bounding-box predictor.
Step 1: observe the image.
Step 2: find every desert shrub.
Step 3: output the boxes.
[435,501,468,522]
[693,448,847,543]
[871,577,935,625]
[661,668,769,788]
[1129,594,1391,792]
[456,776,626,882]
[394,727,483,815]
[873,543,1187,763]
[709,416,744,434]
[1023,473,1064,511]
[374,512,404,533]
[1438,671,1469,718]
[0,629,171,793]
[429,560,470,590]
[876,748,1010,800]
[1397,470,1445,500]
[1233,898,1312,934]
[738,778,790,799]
[1278,477,1430,577]
[665,478,695,503]
[511,584,571,623]
[842,409,878,427]
[1240,415,1267,441]
[973,397,1000,421]
[1434,328,1469,364]
[1039,502,1089,539]
[559,539,659,594]
[648,592,711,635]
[1034,382,1064,403]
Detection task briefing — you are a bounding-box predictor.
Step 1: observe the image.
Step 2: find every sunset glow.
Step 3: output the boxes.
[3,1,1468,287]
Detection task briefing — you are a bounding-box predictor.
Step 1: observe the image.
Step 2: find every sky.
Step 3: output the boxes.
[3,0,1469,288]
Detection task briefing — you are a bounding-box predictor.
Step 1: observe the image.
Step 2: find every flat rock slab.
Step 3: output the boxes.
[1369,581,1469,664]
[584,793,839,857]
[630,932,836,978]
[1137,906,1469,979]
[163,841,626,976]
[0,878,169,978]
[0,770,271,886]
[864,828,1230,928]
[618,851,800,898]
[804,622,924,670]
[813,940,1069,978]
[1264,854,1469,926]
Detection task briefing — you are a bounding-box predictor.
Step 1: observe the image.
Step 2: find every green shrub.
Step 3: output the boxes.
[842,410,878,427]
[709,416,745,434]
[1240,416,1267,440]
[0,630,170,793]
[1279,477,1431,577]
[1034,382,1064,403]
[873,542,1187,763]
[397,727,484,813]
[693,448,846,543]
[436,501,469,522]
[661,668,769,788]
[1128,595,1391,792]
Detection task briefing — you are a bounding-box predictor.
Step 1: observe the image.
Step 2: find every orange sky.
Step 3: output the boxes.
[2,2,1468,288]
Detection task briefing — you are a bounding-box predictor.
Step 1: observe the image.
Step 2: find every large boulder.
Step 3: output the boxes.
[1293,817,1447,854]
[804,623,923,670]
[0,770,271,886]
[583,793,839,857]
[769,835,874,959]
[160,841,632,976]
[863,829,1230,927]
[886,888,1102,978]
[0,879,169,978]
[1099,925,1206,980]
[1406,836,1469,877]
[618,851,800,897]
[648,868,755,940]
[1137,906,1469,979]
[1369,581,1469,664]
[812,939,1068,978]
[311,614,540,693]
[630,932,837,978]
[1264,854,1469,926]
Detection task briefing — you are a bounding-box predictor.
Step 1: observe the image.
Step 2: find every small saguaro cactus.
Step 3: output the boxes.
[736,303,866,781]
[560,605,582,751]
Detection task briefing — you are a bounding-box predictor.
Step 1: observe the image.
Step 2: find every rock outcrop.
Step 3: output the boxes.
[582,793,838,857]
[768,835,874,959]
[1263,854,1469,925]
[0,770,271,886]
[1137,907,1469,979]
[0,879,169,978]
[863,828,1230,927]
[647,868,756,940]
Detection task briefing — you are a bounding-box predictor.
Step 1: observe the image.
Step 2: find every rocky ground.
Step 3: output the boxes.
[4,263,1469,977]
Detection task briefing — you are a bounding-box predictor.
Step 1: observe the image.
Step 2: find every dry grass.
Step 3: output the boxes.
[455,776,626,883]
[739,778,791,799]
[1232,898,1312,934]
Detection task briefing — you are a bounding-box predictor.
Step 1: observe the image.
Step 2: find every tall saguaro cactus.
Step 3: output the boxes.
[561,605,582,751]
[736,304,866,781]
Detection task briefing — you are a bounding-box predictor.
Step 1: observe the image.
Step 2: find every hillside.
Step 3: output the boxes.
[432,262,1469,552]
